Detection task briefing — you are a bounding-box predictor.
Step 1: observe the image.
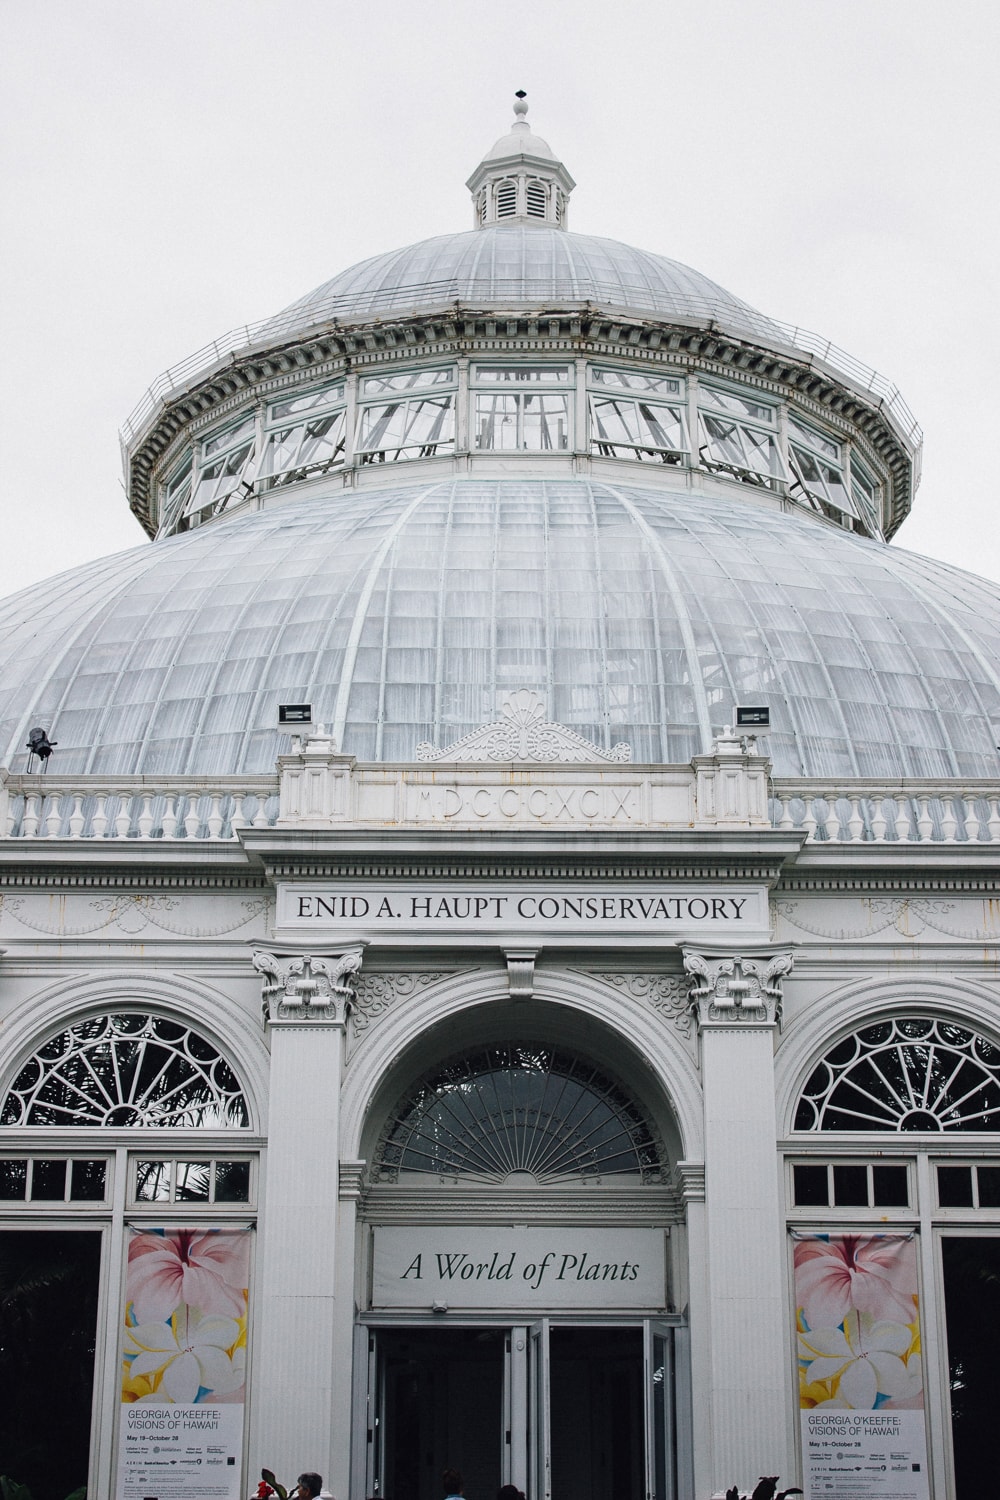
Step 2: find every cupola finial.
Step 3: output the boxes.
[466,96,576,230]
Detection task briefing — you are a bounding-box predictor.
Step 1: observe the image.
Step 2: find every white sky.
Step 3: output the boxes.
[1,0,998,591]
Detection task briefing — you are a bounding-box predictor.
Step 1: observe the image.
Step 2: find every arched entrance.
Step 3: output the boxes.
[353,1033,691,1500]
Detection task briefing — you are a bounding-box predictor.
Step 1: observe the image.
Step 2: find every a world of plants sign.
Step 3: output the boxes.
[795,1233,929,1500]
[117,1227,250,1500]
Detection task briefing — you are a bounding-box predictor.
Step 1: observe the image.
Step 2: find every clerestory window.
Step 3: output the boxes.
[261,382,347,488]
[698,382,785,488]
[181,412,257,530]
[788,415,858,524]
[589,366,687,463]
[473,364,571,451]
[358,366,457,464]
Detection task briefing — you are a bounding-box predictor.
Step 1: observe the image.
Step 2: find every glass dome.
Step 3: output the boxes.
[2,477,998,779]
[272,224,786,342]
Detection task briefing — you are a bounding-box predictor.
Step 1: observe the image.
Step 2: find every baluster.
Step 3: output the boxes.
[252,793,269,828]
[822,796,840,842]
[161,795,178,840]
[44,793,64,838]
[22,793,40,837]
[847,796,865,841]
[916,795,933,841]
[183,794,202,838]
[207,794,224,838]
[92,793,108,838]
[89,792,106,840]
[800,796,818,841]
[115,793,133,839]
[68,795,85,838]
[230,793,246,834]
[774,793,793,830]
[964,798,982,843]
[870,796,888,841]
[939,797,958,842]
[987,797,1000,843]
[893,792,917,840]
[138,794,154,839]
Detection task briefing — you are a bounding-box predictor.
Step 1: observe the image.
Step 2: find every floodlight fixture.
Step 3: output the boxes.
[26,727,57,772]
[279,704,313,726]
[735,705,770,728]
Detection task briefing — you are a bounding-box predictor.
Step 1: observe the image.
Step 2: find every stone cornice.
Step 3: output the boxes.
[126,314,915,536]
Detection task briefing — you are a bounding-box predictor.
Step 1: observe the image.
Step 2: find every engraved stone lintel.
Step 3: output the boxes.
[681,945,793,1028]
[252,946,365,1027]
[504,948,539,1001]
[416,690,632,764]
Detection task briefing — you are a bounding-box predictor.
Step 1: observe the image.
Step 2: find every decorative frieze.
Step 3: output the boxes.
[350,971,450,1042]
[682,946,793,1027]
[251,946,364,1026]
[595,972,694,1037]
[415,690,632,764]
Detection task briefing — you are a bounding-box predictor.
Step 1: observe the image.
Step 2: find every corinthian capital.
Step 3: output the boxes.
[681,945,793,1029]
[251,946,364,1027]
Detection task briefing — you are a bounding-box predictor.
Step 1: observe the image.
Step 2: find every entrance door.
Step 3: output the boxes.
[367,1327,506,1500]
[364,1323,686,1500]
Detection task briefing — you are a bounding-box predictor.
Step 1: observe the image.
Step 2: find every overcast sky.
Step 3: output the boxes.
[1,0,998,592]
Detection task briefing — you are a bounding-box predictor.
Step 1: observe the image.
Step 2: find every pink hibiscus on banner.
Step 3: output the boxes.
[794,1234,917,1330]
[127,1228,248,1323]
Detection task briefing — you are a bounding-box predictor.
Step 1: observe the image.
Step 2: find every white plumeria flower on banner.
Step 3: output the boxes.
[125,1311,243,1403]
[799,1309,922,1409]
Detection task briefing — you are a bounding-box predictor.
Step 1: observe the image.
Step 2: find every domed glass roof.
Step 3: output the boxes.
[2,479,998,780]
[274,224,784,342]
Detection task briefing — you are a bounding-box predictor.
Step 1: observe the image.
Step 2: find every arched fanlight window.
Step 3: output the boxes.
[795,1017,1000,1132]
[495,180,517,219]
[526,181,547,218]
[373,1042,664,1184]
[1,1013,250,1128]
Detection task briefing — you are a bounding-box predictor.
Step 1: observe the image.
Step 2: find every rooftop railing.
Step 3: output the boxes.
[2,773,997,845]
[119,278,923,464]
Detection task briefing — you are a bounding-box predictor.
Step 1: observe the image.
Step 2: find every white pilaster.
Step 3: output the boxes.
[249,949,362,1488]
[684,947,794,1495]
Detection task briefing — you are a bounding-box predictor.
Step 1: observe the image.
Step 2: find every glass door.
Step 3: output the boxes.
[364,1327,506,1500]
[529,1319,551,1500]
[645,1320,675,1500]
[359,1320,688,1500]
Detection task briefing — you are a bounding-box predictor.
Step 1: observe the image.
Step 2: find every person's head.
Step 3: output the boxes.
[498,1487,523,1500]
[442,1469,463,1497]
[297,1475,324,1500]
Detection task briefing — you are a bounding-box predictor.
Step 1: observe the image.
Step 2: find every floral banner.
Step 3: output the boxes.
[117,1227,250,1500]
[794,1233,928,1500]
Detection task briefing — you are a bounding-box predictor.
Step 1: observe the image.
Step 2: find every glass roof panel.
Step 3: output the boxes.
[1,478,998,778]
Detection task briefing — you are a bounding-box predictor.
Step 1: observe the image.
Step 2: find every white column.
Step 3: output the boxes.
[683,947,794,1496]
[249,949,363,1490]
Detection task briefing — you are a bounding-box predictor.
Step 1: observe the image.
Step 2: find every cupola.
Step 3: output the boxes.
[466,92,576,228]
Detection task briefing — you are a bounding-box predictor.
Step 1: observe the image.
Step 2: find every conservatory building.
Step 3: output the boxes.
[0,101,999,1500]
